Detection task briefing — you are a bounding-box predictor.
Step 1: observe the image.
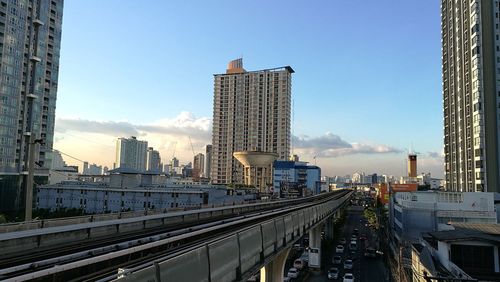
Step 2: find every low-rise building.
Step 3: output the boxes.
[273,160,321,196]
[411,223,500,281]
[390,191,497,244]
[37,170,257,213]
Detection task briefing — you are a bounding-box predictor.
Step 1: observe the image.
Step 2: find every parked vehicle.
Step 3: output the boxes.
[343,259,353,270]
[343,273,355,282]
[293,259,304,270]
[335,245,345,253]
[339,238,347,244]
[353,228,359,235]
[287,268,299,278]
[351,234,357,241]
[359,234,367,241]
[328,267,339,279]
[332,255,342,264]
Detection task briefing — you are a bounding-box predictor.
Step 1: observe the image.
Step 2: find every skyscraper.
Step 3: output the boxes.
[211,59,293,184]
[115,136,148,172]
[442,0,500,192]
[0,0,64,213]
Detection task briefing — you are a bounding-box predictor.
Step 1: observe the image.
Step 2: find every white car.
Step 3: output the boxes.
[335,244,345,253]
[328,267,339,279]
[344,259,353,270]
[287,267,299,279]
[343,273,355,282]
[293,259,304,270]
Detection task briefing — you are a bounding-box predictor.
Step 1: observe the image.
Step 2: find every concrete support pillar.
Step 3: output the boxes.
[260,247,291,282]
[308,224,322,269]
[325,216,334,241]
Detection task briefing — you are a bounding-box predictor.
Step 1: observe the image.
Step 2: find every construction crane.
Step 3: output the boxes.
[188,136,196,157]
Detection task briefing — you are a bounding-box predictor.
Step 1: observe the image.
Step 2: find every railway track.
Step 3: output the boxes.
[0,190,349,282]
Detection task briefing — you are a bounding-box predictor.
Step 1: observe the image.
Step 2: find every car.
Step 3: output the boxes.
[293,259,304,270]
[339,238,347,244]
[287,268,299,278]
[343,259,353,270]
[351,234,357,240]
[353,228,359,235]
[327,267,339,279]
[364,247,377,258]
[343,273,355,282]
[335,245,345,253]
[350,241,357,251]
[359,234,367,241]
[332,255,342,264]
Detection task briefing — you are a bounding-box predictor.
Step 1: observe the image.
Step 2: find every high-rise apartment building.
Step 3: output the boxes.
[442,0,500,192]
[115,136,148,172]
[146,147,161,173]
[0,0,64,213]
[211,59,293,184]
[205,144,212,179]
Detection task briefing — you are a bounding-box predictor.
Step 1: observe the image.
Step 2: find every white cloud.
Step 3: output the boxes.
[292,132,402,157]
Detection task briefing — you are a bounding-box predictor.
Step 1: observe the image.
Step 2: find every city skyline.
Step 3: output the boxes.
[53,1,444,177]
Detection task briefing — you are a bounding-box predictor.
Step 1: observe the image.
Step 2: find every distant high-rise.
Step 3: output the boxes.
[442,0,500,192]
[211,59,293,184]
[193,153,205,180]
[0,0,64,213]
[115,137,148,172]
[146,147,161,173]
[205,145,212,179]
[408,154,417,178]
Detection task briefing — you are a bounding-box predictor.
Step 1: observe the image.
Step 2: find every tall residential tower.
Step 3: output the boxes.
[211,59,293,185]
[442,0,500,192]
[0,0,64,213]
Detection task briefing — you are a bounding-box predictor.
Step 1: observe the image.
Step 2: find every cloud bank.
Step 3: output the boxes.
[292,132,402,157]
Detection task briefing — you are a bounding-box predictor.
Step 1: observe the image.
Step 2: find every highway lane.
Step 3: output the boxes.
[306,205,388,282]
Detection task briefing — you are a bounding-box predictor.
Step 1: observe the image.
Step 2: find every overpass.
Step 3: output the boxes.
[0,189,353,282]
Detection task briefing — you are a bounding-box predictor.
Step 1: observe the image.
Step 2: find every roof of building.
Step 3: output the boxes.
[412,243,437,275]
[108,167,141,174]
[213,66,294,76]
[427,223,500,245]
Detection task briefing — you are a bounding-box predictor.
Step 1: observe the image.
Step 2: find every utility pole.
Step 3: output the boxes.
[25,137,43,221]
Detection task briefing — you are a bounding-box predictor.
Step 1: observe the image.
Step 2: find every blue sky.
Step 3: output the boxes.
[55,1,444,177]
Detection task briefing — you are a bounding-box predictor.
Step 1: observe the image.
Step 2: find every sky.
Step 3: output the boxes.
[54,0,444,178]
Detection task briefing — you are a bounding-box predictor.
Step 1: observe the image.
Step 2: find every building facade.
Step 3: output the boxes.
[0,0,64,213]
[389,191,497,243]
[146,147,161,174]
[115,136,148,172]
[211,59,293,184]
[273,160,321,196]
[442,0,500,192]
[193,153,204,180]
[205,144,212,179]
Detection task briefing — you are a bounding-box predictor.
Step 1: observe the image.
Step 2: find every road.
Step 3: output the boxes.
[307,206,388,282]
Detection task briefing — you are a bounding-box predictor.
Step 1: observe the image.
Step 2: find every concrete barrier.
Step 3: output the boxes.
[284,215,293,243]
[158,247,209,282]
[43,216,91,228]
[0,221,42,233]
[144,218,163,229]
[208,235,240,282]
[261,221,277,257]
[238,226,263,274]
[39,229,88,247]
[90,224,118,238]
[119,221,144,233]
[0,235,38,254]
[275,218,285,248]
